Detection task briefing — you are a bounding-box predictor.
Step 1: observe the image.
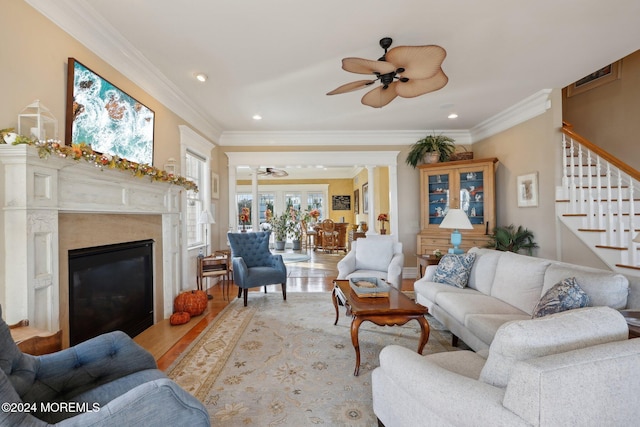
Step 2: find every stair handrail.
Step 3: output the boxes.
[562,121,640,182]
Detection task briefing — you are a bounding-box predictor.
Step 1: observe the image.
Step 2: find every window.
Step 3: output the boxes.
[307,192,324,219]
[185,150,205,248]
[236,193,253,231]
[259,193,275,224]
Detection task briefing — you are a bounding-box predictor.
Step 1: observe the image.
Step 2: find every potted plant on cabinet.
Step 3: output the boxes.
[405,134,456,168]
[486,224,538,255]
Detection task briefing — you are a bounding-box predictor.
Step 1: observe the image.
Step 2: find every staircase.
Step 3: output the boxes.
[557,122,640,276]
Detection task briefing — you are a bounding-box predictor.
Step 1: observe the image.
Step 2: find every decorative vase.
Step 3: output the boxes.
[275,240,286,251]
[292,239,301,251]
[424,151,440,164]
[380,228,387,235]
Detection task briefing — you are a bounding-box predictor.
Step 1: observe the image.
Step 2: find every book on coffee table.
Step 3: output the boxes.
[349,277,390,298]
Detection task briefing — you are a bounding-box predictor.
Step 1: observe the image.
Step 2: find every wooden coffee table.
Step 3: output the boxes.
[332,279,430,376]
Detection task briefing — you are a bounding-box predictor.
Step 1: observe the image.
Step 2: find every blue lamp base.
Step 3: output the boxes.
[448,229,464,254]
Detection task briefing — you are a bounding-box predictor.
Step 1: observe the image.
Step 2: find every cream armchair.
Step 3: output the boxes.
[372,306,640,427]
[337,236,404,288]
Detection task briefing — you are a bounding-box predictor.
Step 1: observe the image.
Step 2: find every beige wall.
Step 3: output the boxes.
[1,0,193,168]
[472,89,563,260]
[563,50,640,170]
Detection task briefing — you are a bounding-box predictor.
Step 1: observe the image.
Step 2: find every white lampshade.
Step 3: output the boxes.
[198,209,215,225]
[633,233,640,243]
[439,209,473,230]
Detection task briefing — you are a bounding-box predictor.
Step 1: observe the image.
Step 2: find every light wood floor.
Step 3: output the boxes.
[133,249,415,371]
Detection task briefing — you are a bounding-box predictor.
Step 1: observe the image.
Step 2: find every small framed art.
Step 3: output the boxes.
[517,172,538,207]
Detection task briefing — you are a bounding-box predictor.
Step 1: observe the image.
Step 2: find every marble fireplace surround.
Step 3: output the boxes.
[0,145,182,344]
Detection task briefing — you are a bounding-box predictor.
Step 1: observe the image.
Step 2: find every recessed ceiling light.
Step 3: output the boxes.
[195,73,208,82]
[252,114,262,120]
[448,113,458,119]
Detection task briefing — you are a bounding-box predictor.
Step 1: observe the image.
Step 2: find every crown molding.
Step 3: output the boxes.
[26,0,223,142]
[470,89,553,142]
[219,129,473,147]
[226,151,400,167]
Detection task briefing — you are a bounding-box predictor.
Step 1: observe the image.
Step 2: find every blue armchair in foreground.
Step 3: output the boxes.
[0,305,210,426]
[228,231,287,307]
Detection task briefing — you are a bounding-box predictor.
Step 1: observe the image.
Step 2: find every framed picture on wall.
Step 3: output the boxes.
[517,172,538,207]
[362,182,369,214]
[211,172,220,199]
[332,195,351,210]
[354,189,359,214]
[566,61,621,97]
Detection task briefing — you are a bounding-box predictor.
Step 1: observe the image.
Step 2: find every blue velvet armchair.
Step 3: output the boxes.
[227,231,287,306]
[0,305,210,426]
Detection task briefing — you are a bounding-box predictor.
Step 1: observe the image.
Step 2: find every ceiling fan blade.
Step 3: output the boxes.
[385,45,447,79]
[327,79,376,95]
[361,82,398,108]
[395,68,449,98]
[342,57,396,75]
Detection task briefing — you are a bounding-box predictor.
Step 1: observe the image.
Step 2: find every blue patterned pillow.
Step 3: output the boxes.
[532,277,590,318]
[432,253,476,288]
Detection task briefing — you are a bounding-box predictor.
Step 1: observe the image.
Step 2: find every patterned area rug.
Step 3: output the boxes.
[166,293,465,426]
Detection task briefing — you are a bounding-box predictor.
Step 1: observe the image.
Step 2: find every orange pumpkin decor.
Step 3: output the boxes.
[173,290,208,316]
[170,311,191,325]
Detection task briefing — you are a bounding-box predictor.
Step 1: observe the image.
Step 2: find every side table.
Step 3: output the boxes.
[416,254,440,278]
[620,310,640,339]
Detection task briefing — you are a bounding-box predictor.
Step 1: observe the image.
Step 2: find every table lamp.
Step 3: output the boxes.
[439,209,473,254]
[198,209,215,256]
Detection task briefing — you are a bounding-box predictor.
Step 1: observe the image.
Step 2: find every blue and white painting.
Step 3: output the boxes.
[70,60,154,165]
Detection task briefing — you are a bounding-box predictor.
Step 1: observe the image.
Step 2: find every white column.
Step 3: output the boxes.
[389,164,399,242]
[366,165,376,235]
[252,168,259,230]
[228,165,237,232]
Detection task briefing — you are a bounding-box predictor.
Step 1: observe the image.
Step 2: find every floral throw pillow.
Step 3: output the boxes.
[532,277,590,318]
[432,253,477,288]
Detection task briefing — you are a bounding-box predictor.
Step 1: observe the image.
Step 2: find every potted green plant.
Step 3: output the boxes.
[405,134,456,168]
[486,224,538,255]
[270,213,289,250]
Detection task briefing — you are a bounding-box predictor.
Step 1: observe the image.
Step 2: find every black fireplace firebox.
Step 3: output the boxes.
[69,239,154,346]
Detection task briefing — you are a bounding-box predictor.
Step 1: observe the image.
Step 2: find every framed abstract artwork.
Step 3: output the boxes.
[517,172,538,207]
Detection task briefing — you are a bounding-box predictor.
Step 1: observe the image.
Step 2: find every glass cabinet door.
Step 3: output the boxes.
[459,169,485,225]
[427,173,450,225]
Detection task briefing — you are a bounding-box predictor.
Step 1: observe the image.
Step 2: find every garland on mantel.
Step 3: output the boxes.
[5,137,198,192]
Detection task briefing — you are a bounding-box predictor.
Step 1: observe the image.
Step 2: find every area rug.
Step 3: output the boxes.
[166,293,465,426]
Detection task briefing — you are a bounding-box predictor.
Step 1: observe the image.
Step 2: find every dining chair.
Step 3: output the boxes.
[300,219,317,250]
[321,219,339,253]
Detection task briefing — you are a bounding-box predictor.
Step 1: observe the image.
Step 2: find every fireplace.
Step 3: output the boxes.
[68,240,154,345]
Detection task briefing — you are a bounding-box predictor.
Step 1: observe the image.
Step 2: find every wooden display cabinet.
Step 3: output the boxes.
[417,158,498,257]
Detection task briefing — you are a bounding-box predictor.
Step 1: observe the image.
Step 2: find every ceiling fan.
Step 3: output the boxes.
[256,167,288,177]
[327,37,448,108]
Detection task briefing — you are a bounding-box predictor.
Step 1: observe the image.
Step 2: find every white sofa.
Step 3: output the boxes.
[414,247,630,352]
[372,306,640,427]
[337,235,404,288]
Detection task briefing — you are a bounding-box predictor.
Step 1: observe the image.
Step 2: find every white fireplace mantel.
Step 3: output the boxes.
[0,144,183,330]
